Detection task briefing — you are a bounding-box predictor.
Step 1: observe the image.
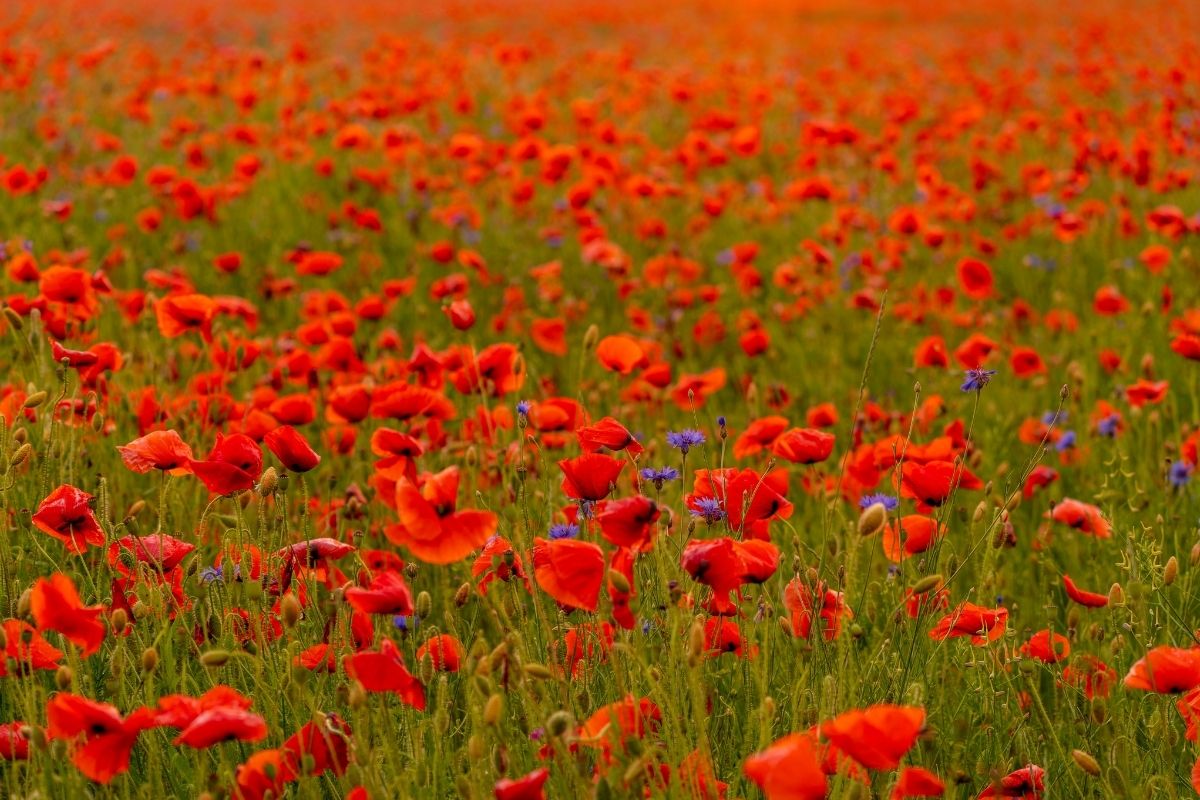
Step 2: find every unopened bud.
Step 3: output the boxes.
[910,574,943,595]
[857,502,887,537]
[1072,749,1101,776]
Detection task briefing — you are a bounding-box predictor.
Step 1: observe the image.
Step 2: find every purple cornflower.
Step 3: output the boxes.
[200,566,224,584]
[516,400,531,417]
[639,466,680,489]
[1169,461,1193,489]
[859,493,899,511]
[549,523,580,540]
[690,497,726,524]
[393,614,420,632]
[1097,414,1121,438]
[1054,430,1077,452]
[667,429,706,454]
[1041,410,1066,426]
[961,368,997,393]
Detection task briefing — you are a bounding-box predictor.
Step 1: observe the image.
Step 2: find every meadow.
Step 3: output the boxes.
[2,0,1200,797]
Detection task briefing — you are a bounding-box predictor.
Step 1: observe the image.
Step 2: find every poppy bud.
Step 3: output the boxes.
[467,734,485,760]
[687,618,705,665]
[16,588,31,619]
[257,467,278,496]
[22,391,47,409]
[910,574,943,595]
[281,593,302,628]
[419,652,435,684]
[200,649,231,667]
[12,427,27,444]
[443,299,476,330]
[3,307,23,329]
[1163,556,1178,586]
[493,745,508,775]
[141,647,159,673]
[1191,541,1200,566]
[91,412,105,432]
[454,582,472,608]
[857,502,887,537]
[1108,583,1125,606]
[54,665,73,690]
[9,442,32,469]
[583,324,599,350]
[516,661,549,681]
[348,679,367,709]
[415,591,432,619]
[546,710,573,737]
[608,569,631,594]
[1072,749,1101,776]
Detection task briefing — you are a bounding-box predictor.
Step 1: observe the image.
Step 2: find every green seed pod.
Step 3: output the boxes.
[524,663,554,681]
[911,574,943,595]
[1072,749,1100,776]
[857,502,887,537]
[22,391,48,409]
[141,648,159,673]
[416,591,432,619]
[200,649,231,667]
[483,693,503,726]
[1163,556,1178,586]
[9,442,32,468]
[547,710,574,737]
[55,666,73,689]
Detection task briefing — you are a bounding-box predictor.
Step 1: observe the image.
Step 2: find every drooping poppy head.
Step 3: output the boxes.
[263,425,321,472]
[117,430,194,474]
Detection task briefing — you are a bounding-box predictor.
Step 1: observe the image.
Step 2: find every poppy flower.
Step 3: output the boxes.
[680,537,779,615]
[494,767,550,800]
[782,577,852,640]
[235,747,297,800]
[31,484,106,554]
[929,602,1008,645]
[344,639,426,710]
[282,714,352,777]
[46,694,156,784]
[1124,378,1168,407]
[1123,646,1200,693]
[732,416,790,458]
[577,696,661,756]
[263,425,321,472]
[416,634,465,672]
[472,536,530,595]
[899,460,983,507]
[1019,630,1070,663]
[1046,498,1110,539]
[107,533,195,573]
[558,453,625,502]
[531,537,605,612]
[278,537,356,567]
[686,468,792,539]
[1021,466,1058,499]
[0,723,30,761]
[772,428,835,464]
[443,299,476,330]
[892,766,945,798]
[1062,575,1108,608]
[1061,656,1116,700]
[154,686,255,729]
[190,433,263,494]
[155,293,216,339]
[386,467,498,564]
[29,572,106,656]
[0,619,63,676]
[174,707,269,748]
[881,516,944,563]
[576,417,643,457]
[596,335,648,374]
[743,732,828,800]
[595,495,659,551]
[956,258,994,300]
[820,705,924,770]
[117,430,194,474]
[978,764,1044,799]
[344,570,415,616]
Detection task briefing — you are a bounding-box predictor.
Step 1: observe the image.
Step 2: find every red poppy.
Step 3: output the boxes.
[283,714,352,777]
[782,577,852,640]
[892,766,945,798]
[0,723,30,761]
[235,748,297,800]
[596,335,648,374]
[558,453,625,501]
[882,516,944,563]
[680,537,780,615]
[772,428,835,464]
[576,417,643,457]
[820,705,924,770]
[1046,498,1110,539]
[686,468,792,539]
[1021,465,1058,499]
[117,430,194,474]
[416,634,465,672]
[1019,630,1070,663]
[263,425,321,472]
[1062,575,1108,608]
[29,573,106,656]
[956,258,994,300]
[1124,646,1200,693]
[595,495,659,551]
[46,694,156,784]
[155,293,216,339]
[174,707,268,748]
[190,433,263,494]
[743,732,827,800]
[344,570,415,616]
[531,537,605,612]
[978,764,1043,799]
[732,416,790,458]
[929,602,1008,645]
[494,767,550,800]
[472,536,530,595]
[1124,378,1168,407]
[386,467,498,564]
[900,460,983,507]
[344,639,426,710]
[32,484,106,554]
[0,619,63,676]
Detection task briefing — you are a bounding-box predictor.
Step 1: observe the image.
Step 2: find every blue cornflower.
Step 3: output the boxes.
[859,493,899,511]
[960,368,997,393]
[639,466,680,489]
[549,523,580,540]
[1041,410,1066,426]
[200,566,224,584]
[1169,461,1193,489]
[393,615,420,632]
[516,400,531,417]
[667,429,706,454]
[690,497,726,524]
[1054,430,1077,452]
[1097,414,1120,437]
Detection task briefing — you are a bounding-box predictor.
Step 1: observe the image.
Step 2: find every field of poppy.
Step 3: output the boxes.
[3,0,1200,797]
